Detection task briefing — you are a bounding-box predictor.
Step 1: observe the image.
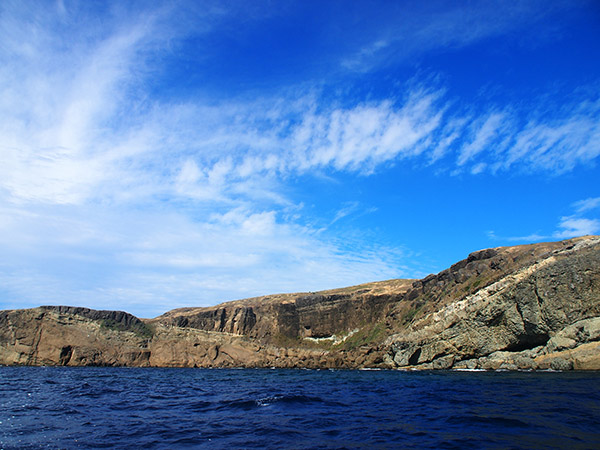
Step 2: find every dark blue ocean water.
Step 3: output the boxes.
[1,367,599,450]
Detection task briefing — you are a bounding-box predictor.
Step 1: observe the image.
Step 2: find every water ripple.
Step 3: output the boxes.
[0,367,599,449]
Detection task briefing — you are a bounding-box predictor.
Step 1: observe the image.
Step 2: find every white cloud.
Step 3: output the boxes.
[331,202,361,225]
[458,113,505,166]
[1,1,599,317]
[0,203,405,317]
[429,117,467,163]
[290,92,443,173]
[1,6,597,209]
[573,197,600,214]
[341,0,569,73]
[470,162,487,175]
[554,217,600,239]
[0,3,156,205]
[504,110,600,173]
[447,99,600,175]
[0,2,235,207]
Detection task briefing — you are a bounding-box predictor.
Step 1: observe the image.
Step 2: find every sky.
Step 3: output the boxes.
[1,0,599,318]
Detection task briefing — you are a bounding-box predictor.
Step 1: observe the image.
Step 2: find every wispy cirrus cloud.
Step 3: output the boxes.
[0,202,407,317]
[1,1,598,317]
[0,2,162,205]
[341,0,571,72]
[2,2,597,210]
[502,104,600,174]
[167,87,600,206]
[290,91,444,173]
[457,113,506,167]
[573,197,600,214]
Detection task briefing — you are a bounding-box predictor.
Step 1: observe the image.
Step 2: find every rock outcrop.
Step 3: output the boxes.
[385,236,600,370]
[155,279,412,342]
[0,306,152,366]
[1,236,599,370]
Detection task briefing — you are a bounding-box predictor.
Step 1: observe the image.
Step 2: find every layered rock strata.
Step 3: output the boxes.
[1,236,598,370]
[385,236,600,370]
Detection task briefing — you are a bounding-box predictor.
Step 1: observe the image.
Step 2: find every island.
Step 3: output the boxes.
[1,236,599,370]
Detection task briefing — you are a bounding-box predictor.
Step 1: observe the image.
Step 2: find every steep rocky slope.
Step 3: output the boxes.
[154,279,412,342]
[1,236,598,369]
[385,236,600,370]
[0,306,152,366]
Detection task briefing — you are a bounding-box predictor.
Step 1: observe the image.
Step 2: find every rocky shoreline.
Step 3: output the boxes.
[1,236,599,370]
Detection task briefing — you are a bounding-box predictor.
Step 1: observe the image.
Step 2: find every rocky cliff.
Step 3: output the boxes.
[1,236,599,370]
[385,236,600,370]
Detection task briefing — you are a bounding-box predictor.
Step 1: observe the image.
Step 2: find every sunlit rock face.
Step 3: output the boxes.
[1,236,599,370]
[385,236,600,371]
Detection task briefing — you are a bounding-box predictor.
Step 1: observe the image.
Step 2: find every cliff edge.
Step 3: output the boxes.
[1,236,598,370]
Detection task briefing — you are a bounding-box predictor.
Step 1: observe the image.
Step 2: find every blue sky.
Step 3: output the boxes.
[1,0,599,318]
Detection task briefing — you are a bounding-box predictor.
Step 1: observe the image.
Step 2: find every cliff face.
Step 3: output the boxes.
[0,280,412,369]
[155,279,412,342]
[386,237,600,370]
[1,236,599,370]
[0,306,152,366]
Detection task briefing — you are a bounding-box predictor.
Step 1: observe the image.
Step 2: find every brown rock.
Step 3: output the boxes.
[1,236,599,370]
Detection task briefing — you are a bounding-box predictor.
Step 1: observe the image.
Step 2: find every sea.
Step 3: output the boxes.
[1,367,599,449]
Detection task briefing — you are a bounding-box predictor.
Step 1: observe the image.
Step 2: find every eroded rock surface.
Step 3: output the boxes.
[385,236,600,370]
[1,236,599,370]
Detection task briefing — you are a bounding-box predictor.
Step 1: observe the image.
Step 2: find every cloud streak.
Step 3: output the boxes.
[0,202,406,317]
[554,217,600,239]
[0,1,598,316]
[573,197,600,214]
[341,0,571,72]
[2,2,597,210]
